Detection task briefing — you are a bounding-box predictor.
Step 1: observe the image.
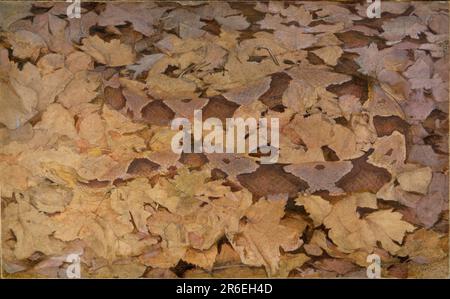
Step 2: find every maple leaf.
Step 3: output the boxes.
[5,30,46,61]
[80,36,135,67]
[31,12,74,54]
[303,2,361,26]
[258,14,287,31]
[0,59,72,129]
[295,194,332,227]
[274,26,317,50]
[4,195,64,259]
[323,193,416,254]
[351,43,410,78]
[256,2,313,26]
[227,199,302,276]
[145,183,252,267]
[280,5,313,26]
[285,114,362,161]
[282,62,350,113]
[148,168,211,216]
[58,71,100,109]
[110,178,155,233]
[381,16,428,43]
[52,187,156,261]
[98,3,167,37]
[204,53,286,92]
[163,8,206,39]
[403,55,448,104]
[367,131,406,174]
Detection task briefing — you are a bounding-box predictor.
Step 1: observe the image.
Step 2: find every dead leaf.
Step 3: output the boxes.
[228,198,302,276]
[80,35,135,67]
[324,193,415,254]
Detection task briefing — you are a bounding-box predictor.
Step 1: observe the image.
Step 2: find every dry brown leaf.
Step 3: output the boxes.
[397,166,432,194]
[183,245,218,271]
[397,229,447,264]
[312,46,343,66]
[228,199,302,276]
[4,195,64,259]
[274,26,317,50]
[6,30,47,61]
[368,131,406,174]
[80,35,135,67]
[381,16,427,42]
[223,77,271,105]
[98,3,166,37]
[295,194,332,227]
[324,193,416,254]
[282,63,351,113]
[148,167,211,216]
[286,114,362,160]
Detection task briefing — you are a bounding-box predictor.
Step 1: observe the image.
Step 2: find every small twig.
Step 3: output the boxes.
[178,61,211,78]
[194,61,211,72]
[256,46,280,65]
[178,63,196,78]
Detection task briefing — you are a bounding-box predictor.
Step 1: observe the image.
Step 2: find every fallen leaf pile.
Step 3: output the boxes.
[0,1,448,278]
